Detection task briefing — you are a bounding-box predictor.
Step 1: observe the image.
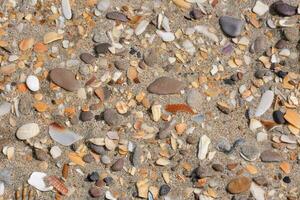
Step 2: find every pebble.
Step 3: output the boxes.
[103,109,122,126]
[89,186,103,198]
[88,172,99,182]
[254,90,274,117]
[250,183,265,200]
[159,184,171,196]
[19,96,33,115]
[89,144,106,155]
[106,11,128,22]
[240,145,260,161]
[82,154,94,163]
[114,59,129,70]
[80,53,96,64]
[275,39,287,49]
[111,158,124,171]
[131,146,142,167]
[61,0,72,20]
[272,1,297,16]
[283,28,299,42]
[212,164,224,172]
[101,155,111,165]
[103,176,113,186]
[50,146,62,159]
[26,75,40,92]
[94,43,111,55]
[198,135,211,160]
[190,8,204,20]
[49,68,80,92]
[143,49,161,68]
[283,176,291,183]
[34,149,48,161]
[156,30,175,42]
[219,16,244,37]
[97,0,111,11]
[0,102,11,117]
[147,77,185,95]
[251,36,268,54]
[273,110,285,124]
[252,1,269,16]
[260,150,282,162]
[186,89,203,110]
[16,123,40,140]
[254,69,266,79]
[253,176,268,186]
[216,138,231,152]
[80,111,94,122]
[256,132,268,142]
[135,20,150,35]
[227,176,251,194]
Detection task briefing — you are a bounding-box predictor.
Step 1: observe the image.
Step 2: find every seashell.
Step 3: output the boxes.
[156,30,175,42]
[62,164,69,180]
[151,104,162,122]
[50,146,62,159]
[135,20,150,36]
[43,32,63,44]
[49,123,82,146]
[194,25,219,43]
[28,172,53,192]
[198,135,211,160]
[47,176,68,195]
[61,0,72,20]
[156,158,170,166]
[106,131,119,140]
[0,102,11,117]
[105,137,116,151]
[165,104,195,114]
[88,138,105,145]
[254,90,274,117]
[16,123,40,140]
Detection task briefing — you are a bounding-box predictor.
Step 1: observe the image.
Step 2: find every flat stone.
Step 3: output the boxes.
[80,53,96,64]
[251,36,268,54]
[147,77,185,95]
[103,109,122,126]
[111,158,124,171]
[106,11,128,22]
[82,154,94,163]
[131,146,142,167]
[26,75,40,92]
[283,28,299,42]
[88,172,99,182]
[190,8,204,20]
[114,59,129,71]
[252,1,269,16]
[219,16,244,37]
[79,111,94,122]
[101,155,111,165]
[19,95,33,115]
[49,68,80,92]
[94,43,111,55]
[143,49,162,68]
[212,164,224,172]
[275,39,288,49]
[272,1,297,16]
[250,183,265,200]
[61,0,72,20]
[260,150,282,162]
[16,123,40,140]
[253,176,268,186]
[50,146,62,159]
[186,89,203,111]
[227,176,251,194]
[89,186,103,198]
[34,149,48,161]
[88,144,106,155]
[273,110,285,124]
[159,184,171,196]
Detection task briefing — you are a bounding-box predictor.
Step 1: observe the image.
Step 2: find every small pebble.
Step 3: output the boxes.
[159,184,171,196]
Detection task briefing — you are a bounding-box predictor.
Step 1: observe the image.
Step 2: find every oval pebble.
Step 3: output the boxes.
[26,75,40,92]
[106,11,128,22]
[219,16,244,37]
[80,53,95,64]
[147,77,185,95]
[61,0,72,20]
[97,0,110,11]
[49,68,80,92]
[16,123,40,140]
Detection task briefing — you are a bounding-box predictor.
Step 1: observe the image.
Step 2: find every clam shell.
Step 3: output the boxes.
[28,172,53,192]
[255,90,274,117]
[49,123,82,146]
[16,123,40,140]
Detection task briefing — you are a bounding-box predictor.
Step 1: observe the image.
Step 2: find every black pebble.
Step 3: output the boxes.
[273,110,285,124]
[88,171,99,182]
[103,176,114,186]
[283,176,291,183]
[276,71,288,78]
[159,184,171,196]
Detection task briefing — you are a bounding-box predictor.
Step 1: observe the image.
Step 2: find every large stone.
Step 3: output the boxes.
[49,68,80,91]
[219,16,244,37]
[227,176,251,194]
[147,77,185,95]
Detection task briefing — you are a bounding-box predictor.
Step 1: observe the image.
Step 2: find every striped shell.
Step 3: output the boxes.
[47,176,68,195]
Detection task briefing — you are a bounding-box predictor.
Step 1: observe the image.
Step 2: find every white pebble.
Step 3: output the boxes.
[50,146,62,159]
[97,0,111,11]
[61,0,72,20]
[135,20,150,36]
[156,30,175,42]
[252,1,269,16]
[26,75,40,92]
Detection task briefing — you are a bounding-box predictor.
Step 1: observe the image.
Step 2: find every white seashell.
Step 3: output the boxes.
[279,49,290,57]
[26,75,40,92]
[151,104,161,122]
[252,1,269,16]
[50,146,62,159]
[249,118,262,132]
[135,20,150,36]
[107,131,119,140]
[0,102,11,117]
[280,135,296,144]
[88,138,105,145]
[198,135,211,160]
[61,0,72,20]
[156,30,175,42]
[194,25,219,43]
[162,16,171,32]
[16,123,40,140]
[0,182,4,196]
[266,19,276,29]
[250,183,265,200]
[254,90,274,117]
[28,172,53,192]
[49,123,82,146]
[105,137,116,151]
[105,191,117,200]
[97,0,111,11]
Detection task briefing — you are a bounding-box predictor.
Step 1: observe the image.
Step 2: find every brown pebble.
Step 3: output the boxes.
[227,176,251,194]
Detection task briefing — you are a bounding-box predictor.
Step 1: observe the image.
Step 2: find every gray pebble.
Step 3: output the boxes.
[103,108,122,126]
[219,16,244,37]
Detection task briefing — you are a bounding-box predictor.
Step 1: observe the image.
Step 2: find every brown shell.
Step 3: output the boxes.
[47,176,68,195]
[165,104,195,114]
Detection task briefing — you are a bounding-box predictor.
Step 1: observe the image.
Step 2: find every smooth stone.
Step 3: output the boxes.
[16,123,40,140]
[114,59,129,70]
[186,89,203,110]
[88,144,106,155]
[80,53,96,64]
[253,176,268,186]
[159,184,171,196]
[106,11,128,22]
[283,28,299,42]
[260,150,282,162]
[82,154,94,163]
[34,149,48,161]
[103,109,122,126]
[147,77,185,95]
[219,16,244,37]
[250,183,265,200]
[79,111,94,122]
[19,96,33,115]
[103,176,113,186]
[49,146,61,159]
[254,69,266,79]
[49,68,80,92]
[256,132,268,142]
[131,146,142,167]
[101,155,111,165]
[212,164,224,172]
[143,49,161,68]
[0,102,11,117]
[186,135,198,144]
[88,172,99,182]
[79,65,90,76]
[273,110,285,124]
[216,138,231,152]
[195,166,213,178]
[251,36,268,54]
[252,1,269,16]
[97,0,110,11]
[272,1,297,16]
[61,0,72,20]
[227,176,251,194]
[26,75,40,92]
[111,158,124,171]
[190,8,204,20]
[275,39,288,49]
[89,186,103,198]
[94,43,111,55]
[240,145,260,161]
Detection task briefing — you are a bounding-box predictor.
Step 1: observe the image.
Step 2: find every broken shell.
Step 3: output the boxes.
[28,172,53,192]
[255,90,274,117]
[16,123,40,140]
[198,135,211,160]
[49,123,82,146]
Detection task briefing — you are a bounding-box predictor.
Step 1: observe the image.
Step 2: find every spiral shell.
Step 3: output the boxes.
[47,176,68,195]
